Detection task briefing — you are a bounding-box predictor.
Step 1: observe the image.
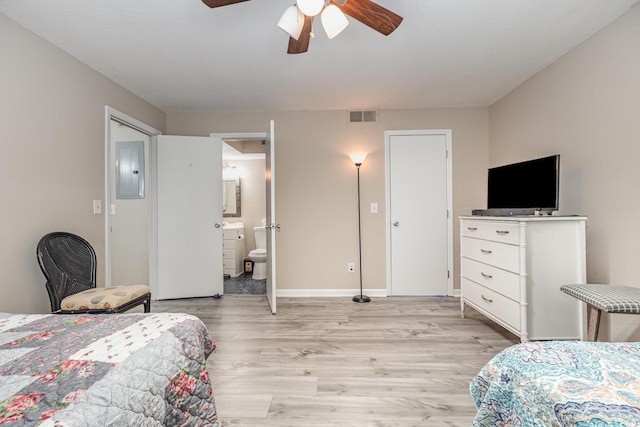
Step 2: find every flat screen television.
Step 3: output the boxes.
[477,154,560,216]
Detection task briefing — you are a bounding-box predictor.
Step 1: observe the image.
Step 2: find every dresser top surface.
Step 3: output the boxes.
[460,215,587,222]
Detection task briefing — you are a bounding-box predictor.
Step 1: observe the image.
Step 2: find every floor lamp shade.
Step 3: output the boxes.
[351,154,370,303]
[349,152,367,165]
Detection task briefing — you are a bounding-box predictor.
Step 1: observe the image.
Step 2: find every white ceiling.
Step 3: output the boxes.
[2,0,638,112]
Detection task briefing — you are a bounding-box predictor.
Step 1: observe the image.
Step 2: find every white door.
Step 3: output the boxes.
[386,130,452,296]
[265,120,277,314]
[155,135,223,299]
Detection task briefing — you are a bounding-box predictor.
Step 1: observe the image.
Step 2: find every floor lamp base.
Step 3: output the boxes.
[352,295,371,303]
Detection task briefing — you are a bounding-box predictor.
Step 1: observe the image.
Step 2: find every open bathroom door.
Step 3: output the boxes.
[265,120,277,314]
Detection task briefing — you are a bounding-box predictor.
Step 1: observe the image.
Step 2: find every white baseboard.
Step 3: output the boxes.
[277,289,388,298]
[276,289,462,298]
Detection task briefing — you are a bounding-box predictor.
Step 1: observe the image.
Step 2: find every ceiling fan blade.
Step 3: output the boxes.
[287,15,313,54]
[333,0,403,36]
[201,0,251,8]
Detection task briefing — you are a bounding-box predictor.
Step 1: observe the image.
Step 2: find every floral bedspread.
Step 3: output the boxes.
[470,340,640,426]
[0,312,218,426]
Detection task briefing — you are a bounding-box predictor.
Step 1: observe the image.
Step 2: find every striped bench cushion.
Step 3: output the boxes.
[560,284,640,313]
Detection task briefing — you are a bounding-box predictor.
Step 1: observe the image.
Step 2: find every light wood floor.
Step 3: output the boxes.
[153,296,519,427]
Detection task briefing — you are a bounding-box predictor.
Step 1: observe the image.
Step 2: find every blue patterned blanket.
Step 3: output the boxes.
[0,312,218,426]
[470,341,640,426]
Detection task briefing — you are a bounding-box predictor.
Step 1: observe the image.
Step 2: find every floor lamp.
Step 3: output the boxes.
[349,153,370,303]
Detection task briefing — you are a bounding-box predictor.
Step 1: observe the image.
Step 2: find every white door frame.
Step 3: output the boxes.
[210,131,273,308]
[384,129,454,296]
[210,132,267,143]
[104,106,161,288]
[264,120,277,314]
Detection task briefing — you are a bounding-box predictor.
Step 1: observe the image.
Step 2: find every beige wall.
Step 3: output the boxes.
[167,108,490,294]
[489,5,640,340]
[0,15,166,314]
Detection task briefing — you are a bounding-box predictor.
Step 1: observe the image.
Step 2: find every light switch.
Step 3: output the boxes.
[370,202,378,214]
[93,200,102,215]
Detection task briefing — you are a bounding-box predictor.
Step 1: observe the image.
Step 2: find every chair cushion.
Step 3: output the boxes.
[60,285,150,311]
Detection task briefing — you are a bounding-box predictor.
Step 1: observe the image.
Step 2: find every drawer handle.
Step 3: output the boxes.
[467,227,478,231]
[481,272,493,279]
[496,230,510,235]
[481,295,493,303]
[480,249,492,254]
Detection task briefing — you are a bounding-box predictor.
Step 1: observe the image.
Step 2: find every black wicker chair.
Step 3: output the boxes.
[37,232,151,314]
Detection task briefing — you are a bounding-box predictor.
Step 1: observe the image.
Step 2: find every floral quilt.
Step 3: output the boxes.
[470,340,640,426]
[0,312,218,426]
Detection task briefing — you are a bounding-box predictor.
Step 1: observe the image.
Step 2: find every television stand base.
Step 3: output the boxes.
[472,208,537,216]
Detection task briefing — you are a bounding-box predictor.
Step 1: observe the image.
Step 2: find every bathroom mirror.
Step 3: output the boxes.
[223,178,241,217]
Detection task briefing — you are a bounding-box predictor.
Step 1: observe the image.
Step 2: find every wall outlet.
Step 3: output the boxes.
[347,262,355,272]
[370,202,378,214]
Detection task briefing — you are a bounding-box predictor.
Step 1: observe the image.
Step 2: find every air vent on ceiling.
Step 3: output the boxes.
[349,110,377,123]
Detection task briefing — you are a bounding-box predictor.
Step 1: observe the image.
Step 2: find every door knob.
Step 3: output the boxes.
[393,221,400,227]
[214,223,222,228]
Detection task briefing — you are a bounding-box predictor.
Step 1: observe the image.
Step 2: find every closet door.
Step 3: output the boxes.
[387,130,452,296]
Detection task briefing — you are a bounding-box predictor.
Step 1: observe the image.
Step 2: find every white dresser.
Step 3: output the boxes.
[460,215,587,342]
[223,226,245,277]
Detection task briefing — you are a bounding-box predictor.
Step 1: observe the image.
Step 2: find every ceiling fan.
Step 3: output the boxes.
[201,0,403,54]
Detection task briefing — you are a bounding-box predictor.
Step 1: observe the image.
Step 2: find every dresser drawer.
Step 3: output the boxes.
[461,220,520,245]
[223,249,235,260]
[462,278,521,331]
[223,259,236,269]
[461,257,520,301]
[461,237,520,273]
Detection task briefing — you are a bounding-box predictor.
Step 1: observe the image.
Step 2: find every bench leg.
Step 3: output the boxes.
[144,298,151,313]
[587,305,602,341]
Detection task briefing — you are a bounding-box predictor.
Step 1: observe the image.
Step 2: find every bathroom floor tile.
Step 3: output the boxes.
[224,273,266,295]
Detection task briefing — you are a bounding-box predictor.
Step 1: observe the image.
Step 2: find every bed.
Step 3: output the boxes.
[470,340,640,426]
[0,312,218,426]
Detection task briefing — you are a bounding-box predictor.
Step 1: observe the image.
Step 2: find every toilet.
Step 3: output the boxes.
[248,226,267,280]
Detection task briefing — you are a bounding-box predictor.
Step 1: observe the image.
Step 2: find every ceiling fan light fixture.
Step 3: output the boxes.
[277,5,305,40]
[321,4,348,39]
[296,0,324,17]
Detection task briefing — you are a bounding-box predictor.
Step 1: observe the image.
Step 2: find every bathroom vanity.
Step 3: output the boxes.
[223,223,245,277]
[460,215,587,342]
